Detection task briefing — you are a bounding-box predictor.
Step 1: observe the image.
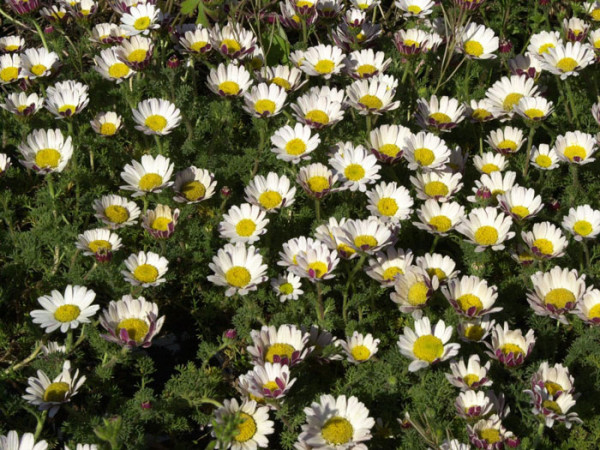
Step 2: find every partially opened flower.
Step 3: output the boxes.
[245,362,297,400]
[467,171,517,203]
[329,143,381,192]
[485,322,535,367]
[416,252,459,284]
[345,77,400,115]
[410,171,464,202]
[206,63,253,97]
[132,98,182,135]
[497,186,544,221]
[44,79,89,119]
[522,222,568,259]
[530,143,560,170]
[213,399,274,448]
[93,194,140,229]
[414,199,465,236]
[94,48,135,83]
[260,64,305,91]
[210,22,256,59]
[446,354,493,391]
[485,75,538,117]
[467,414,515,449]
[514,96,554,121]
[442,275,501,318]
[473,152,508,175]
[90,111,123,136]
[243,83,287,118]
[247,324,311,366]
[76,228,122,262]
[315,217,358,260]
[344,48,391,79]
[0,154,11,176]
[405,131,450,171]
[291,92,345,129]
[120,154,174,197]
[208,243,268,296]
[394,28,442,55]
[339,331,380,364]
[120,3,160,36]
[116,35,154,70]
[416,95,465,131]
[301,44,346,79]
[391,267,438,313]
[339,216,394,254]
[0,92,43,116]
[18,129,73,174]
[486,126,525,155]
[365,247,414,287]
[369,124,411,164]
[297,163,338,198]
[172,166,217,204]
[245,172,296,212]
[554,130,597,165]
[21,48,60,79]
[142,204,180,239]
[562,204,600,240]
[457,316,496,343]
[459,23,499,59]
[574,288,600,325]
[292,241,340,282]
[179,26,212,54]
[456,207,515,252]
[394,0,435,17]
[455,390,497,420]
[0,53,21,84]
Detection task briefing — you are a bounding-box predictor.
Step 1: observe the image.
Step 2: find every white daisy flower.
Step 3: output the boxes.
[94,48,135,84]
[41,341,66,355]
[116,35,154,70]
[93,194,141,229]
[298,394,375,449]
[366,181,413,224]
[213,399,274,448]
[393,28,442,55]
[247,324,311,366]
[528,30,563,57]
[179,26,212,54]
[514,96,554,121]
[76,228,122,262]
[219,203,269,244]
[0,53,21,84]
[464,98,503,122]
[339,216,394,254]
[574,288,600,325]
[90,111,123,137]
[122,251,168,287]
[260,64,305,92]
[100,295,165,348]
[172,166,217,204]
[120,3,160,36]
[315,217,359,260]
[416,95,465,132]
[446,354,493,391]
[415,253,459,284]
[345,78,400,115]
[245,362,297,400]
[458,23,499,59]
[120,154,174,197]
[485,75,539,116]
[344,49,390,79]
[553,130,597,164]
[297,162,339,198]
[522,222,568,260]
[473,152,508,175]
[467,415,515,449]
[245,172,296,212]
[529,361,575,397]
[271,272,303,302]
[301,44,345,79]
[485,322,535,367]
[210,22,257,59]
[562,204,600,240]
[206,63,252,97]
[391,266,438,313]
[467,171,517,203]
[455,390,496,420]
[329,143,380,192]
[456,207,515,252]
[410,171,463,202]
[442,275,501,318]
[0,35,25,52]
[22,360,85,418]
[0,92,43,116]
[530,143,560,170]
[141,204,180,239]
[588,28,600,49]
[369,124,411,164]
[18,129,73,174]
[397,316,460,372]
[21,47,60,79]
[457,315,496,343]
[585,1,600,21]
[405,131,450,171]
[541,41,595,79]
[132,98,182,135]
[278,236,317,269]
[497,186,544,221]
[350,0,378,11]
[365,247,414,287]
[31,285,98,334]
[527,266,585,323]
[508,52,543,79]
[0,431,47,450]
[486,126,525,154]
[292,241,340,282]
[270,123,320,164]
[44,80,89,119]
[291,93,345,129]
[243,83,287,118]
[394,0,435,17]
[90,23,125,44]
[208,243,268,296]
[414,200,464,236]
[439,439,471,450]
[339,331,380,364]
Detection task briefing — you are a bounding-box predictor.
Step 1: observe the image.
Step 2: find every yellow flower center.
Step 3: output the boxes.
[424,181,449,198]
[588,303,600,319]
[100,122,117,136]
[544,381,564,396]
[545,288,575,309]
[133,264,159,283]
[414,148,435,166]
[426,267,447,281]
[463,324,485,341]
[574,220,593,236]
[105,205,129,223]
[54,304,81,322]
[127,49,147,63]
[138,173,163,191]
[321,417,354,445]
[133,16,151,30]
[407,281,429,306]
[234,412,257,442]
[429,112,452,124]
[16,105,27,113]
[108,62,130,79]
[457,294,483,313]
[354,235,378,249]
[30,64,47,76]
[497,140,517,153]
[524,108,545,120]
[259,190,282,210]
[305,109,329,125]
[357,64,377,77]
[556,57,578,72]
[271,77,291,90]
[413,335,443,362]
[308,261,328,278]
[151,216,172,231]
[296,0,313,7]
[591,8,600,21]
[501,343,524,356]
[344,163,365,181]
[378,143,400,157]
[474,226,498,246]
[535,154,552,168]
[190,41,208,52]
[429,215,452,232]
[279,282,294,295]
[594,39,600,49]
[254,99,276,115]
[407,5,421,13]
[3,45,19,51]
[480,428,501,444]
[314,59,335,74]
[262,380,279,391]
[502,93,523,112]
[88,239,112,253]
[538,42,555,54]
[225,266,251,288]
[481,163,499,174]
[117,318,149,343]
[359,94,383,110]
[464,373,480,387]
[403,39,420,48]
[464,40,484,57]
[510,206,530,219]
[181,180,206,201]
[307,176,329,193]
[337,243,356,256]
[472,108,491,121]
[58,104,77,116]
[285,138,306,156]
[351,344,371,361]
[43,381,70,402]
[377,198,398,216]
[564,145,586,162]
[265,343,295,363]
[35,149,61,169]
[532,238,554,256]
[218,81,240,96]
[0,67,18,82]
[542,400,562,414]
[235,219,257,237]
[382,266,403,281]
[221,39,241,54]
[144,114,167,132]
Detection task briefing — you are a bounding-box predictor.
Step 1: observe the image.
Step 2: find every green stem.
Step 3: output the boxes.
[34,410,47,440]
[314,198,321,222]
[65,329,74,352]
[3,339,45,374]
[582,239,591,272]
[531,421,545,449]
[564,78,581,129]
[401,60,411,84]
[29,18,49,51]
[342,254,367,324]
[365,114,372,136]
[47,175,55,199]
[315,282,324,324]
[430,235,440,253]
[522,126,536,178]
[0,6,33,30]
[154,134,163,155]
[301,18,308,50]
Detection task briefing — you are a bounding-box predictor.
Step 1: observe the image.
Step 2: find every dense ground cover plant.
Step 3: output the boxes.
[3,0,600,448]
